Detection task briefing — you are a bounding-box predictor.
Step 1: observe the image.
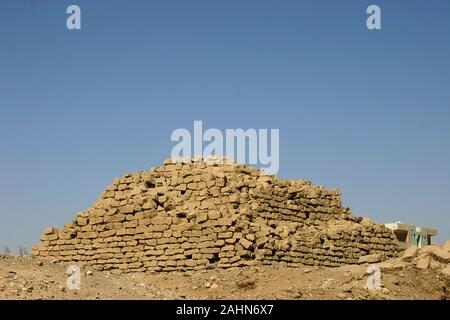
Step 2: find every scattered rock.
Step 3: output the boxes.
[236,278,257,290]
[293,291,303,299]
[336,292,347,299]
[420,245,450,263]
[378,258,405,271]
[285,287,303,298]
[414,255,431,269]
[359,254,382,264]
[5,271,17,279]
[320,278,336,289]
[402,246,418,262]
[439,266,450,277]
[342,283,353,292]
[429,259,444,269]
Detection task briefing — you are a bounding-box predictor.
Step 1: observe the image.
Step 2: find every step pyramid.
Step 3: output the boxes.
[32,157,400,272]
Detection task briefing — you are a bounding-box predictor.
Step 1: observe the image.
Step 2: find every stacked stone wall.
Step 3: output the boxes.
[32,158,399,272]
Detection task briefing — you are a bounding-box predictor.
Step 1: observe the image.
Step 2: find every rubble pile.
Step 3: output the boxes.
[32,158,400,272]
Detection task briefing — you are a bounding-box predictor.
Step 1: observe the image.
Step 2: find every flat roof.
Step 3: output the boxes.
[384,221,437,236]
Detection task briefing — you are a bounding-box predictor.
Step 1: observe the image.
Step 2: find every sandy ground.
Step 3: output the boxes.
[0,254,449,300]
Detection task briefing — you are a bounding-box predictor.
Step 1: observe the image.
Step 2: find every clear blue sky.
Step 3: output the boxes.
[1,0,449,252]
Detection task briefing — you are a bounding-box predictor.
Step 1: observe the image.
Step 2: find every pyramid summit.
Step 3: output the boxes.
[32,158,400,272]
